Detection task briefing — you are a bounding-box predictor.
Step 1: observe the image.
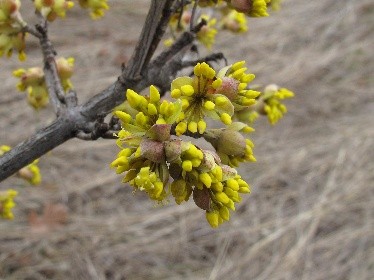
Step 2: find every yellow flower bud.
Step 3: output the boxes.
[197,120,207,134]
[219,206,230,221]
[115,111,132,124]
[226,178,239,191]
[175,122,187,136]
[188,121,198,133]
[126,89,141,108]
[149,85,160,103]
[220,113,232,125]
[232,61,245,71]
[156,118,166,124]
[135,112,148,126]
[204,100,215,110]
[212,78,222,89]
[199,173,212,188]
[181,85,194,96]
[206,210,219,228]
[147,103,158,115]
[215,96,227,106]
[0,189,18,220]
[215,192,230,204]
[212,182,223,192]
[171,88,181,98]
[182,160,193,172]
[194,63,202,76]
[211,166,223,181]
[181,99,189,110]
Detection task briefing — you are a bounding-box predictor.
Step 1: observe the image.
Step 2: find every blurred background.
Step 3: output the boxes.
[0,0,373,279]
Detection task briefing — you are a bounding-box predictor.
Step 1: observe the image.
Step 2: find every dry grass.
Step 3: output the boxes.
[0,0,373,279]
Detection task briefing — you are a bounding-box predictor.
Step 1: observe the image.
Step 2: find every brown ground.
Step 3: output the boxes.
[0,0,373,279]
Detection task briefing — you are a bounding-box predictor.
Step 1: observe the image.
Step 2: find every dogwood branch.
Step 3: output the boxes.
[0,0,178,183]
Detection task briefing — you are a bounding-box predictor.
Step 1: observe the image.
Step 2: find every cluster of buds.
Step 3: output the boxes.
[165,9,218,49]
[111,61,275,227]
[0,0,26,60]
[171,61,257,135]
[158,0,284,49]
[34,0,74,21]
[235,84,294,125]
[170,142,251,227]
[111,86,182,201]
[0,145,41,185]
[13,57,74,110]
[0,189,18,219]
[261,84,294,124]
[78,0,109,20]
[220,9,248,33]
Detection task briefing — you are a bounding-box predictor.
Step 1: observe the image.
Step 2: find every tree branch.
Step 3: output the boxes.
[36,18,67,115]
[0,0,178,183]
[82,0,176,120]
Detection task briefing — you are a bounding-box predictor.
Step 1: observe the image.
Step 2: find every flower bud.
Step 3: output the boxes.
[206,210,219,228]
[220,113,232,125]
[214,77,240,100]
[193,187,211,210]
[199,173,212,188]
[164,139,182,163]
[175,122,187,136]
[56,57,74,79]
[219,206,230,221]
[215,192,230,204]
[140,139,165,163]
[217,129,246,157]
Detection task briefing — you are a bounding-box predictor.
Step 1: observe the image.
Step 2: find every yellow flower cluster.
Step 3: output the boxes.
[216,61,260,108]
[78,0,109,20]
[115,86,181,131]
[1,145,42,185]
[206,172,250,227]
[112,61,293,227]
[0,189,18,219]
[111,82,255,227]
[221,10,248,33]
[262,84,294,125]
[13,57,74,110]
[34,0,74,21]
[196,15,217,49]
[166,11,218,49]
[111,86,182,201]
[110,140,169,202]
[171,61,257,135]
[18,159,42,185]
[171,62,231,134]
[0,0,26,61]
[170,143,251,227]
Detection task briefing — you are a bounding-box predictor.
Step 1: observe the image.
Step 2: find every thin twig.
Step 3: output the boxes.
[189,0,199,31]
[22,25,42,39]
[35,16,67,115]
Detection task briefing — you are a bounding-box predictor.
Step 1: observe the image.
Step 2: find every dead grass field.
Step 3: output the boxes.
[0,0,373,279]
